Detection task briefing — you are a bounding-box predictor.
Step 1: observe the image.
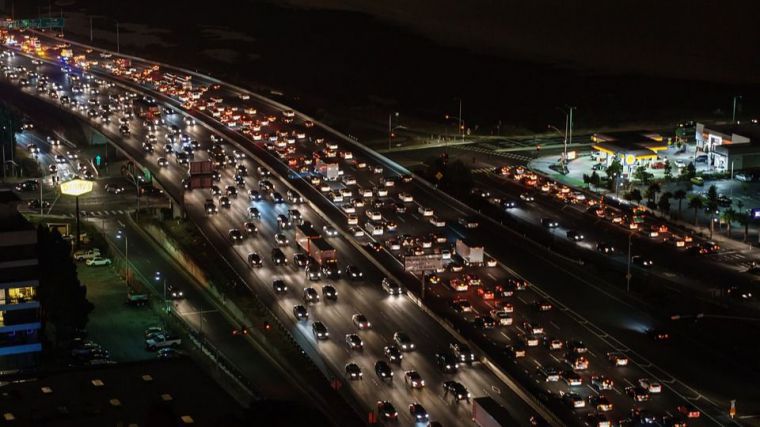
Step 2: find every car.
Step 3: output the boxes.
[292,305,309,321]
[566,339,587,354]
[566,230,584,241]
[450,342,475,363]
[243,222,258,235]
[345,265,364,280]
[435,352,459,373]
[382,278,403,295]
[545,337,563,350]
[345,334,363,351]
[589,395,613,412]
[591,375,614,391]
[273,280,288,294]
[474,316,496,329]
[625,386,650,402]
[228,228,244,243]
[322,225,338,237]
[450,299,472,313]
[105,184,126,195]
[219,196,231,209]
[393,332,414,351]
[247,252,263,268]
[384,345,403,363]
[404,370,425,388]
[305,264,322,281]
[562,392,585,409]
[535,299,553,311]
[606,352,629,367]
[632,255,653,268]
[520,192,535,202]
[274,233,289,246]
[322,285,338,301]
[156,347,178,359]
[248,206,261,219]
[540,217,559,228]
[661,415,688,427]
[145,334,181,351]
[376,401,398,421]
[537,366,561,382]
[271,248,287,265]
[631,407,658,424]
[352,313,371,330]
[166,283,184,299]
[375,360,393,381]
[442,381,470,401]
[458,216,480,229]
[597,241,616,253]
[293,253,309,268]
[647,328,671,342]
[563,370,583,386]
[638,378,662,393]
[408,403,429,423]
[86,257,112,266]
[345,363,362,380]
[312,321,329,340]
[676,404,701,419]
[303,287,320,304]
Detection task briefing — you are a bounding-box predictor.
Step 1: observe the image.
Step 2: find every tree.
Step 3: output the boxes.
[681,162,697,180]
[0,101,22,177]
[645,182,661,204]
[633,165,652,184]
[627,188,643,204]
[673,189,687,218]
[721,208,736,237]
[658,191,672,216]
[36,226,94,347]
[688,196,703,226]
[737,210,750,242]
[663,160,673,180]
[605,158,623,182]
[706,184,719,211]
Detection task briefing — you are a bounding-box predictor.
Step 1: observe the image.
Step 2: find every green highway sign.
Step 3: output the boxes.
[1,18,65,30]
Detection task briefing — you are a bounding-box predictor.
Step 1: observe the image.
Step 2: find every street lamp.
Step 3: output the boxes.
[444,98,464,142]
[116,229,129,285]
[548,124,568,173]
[155,271,168,314]
[60,178,93,249]
[388,112,399,150]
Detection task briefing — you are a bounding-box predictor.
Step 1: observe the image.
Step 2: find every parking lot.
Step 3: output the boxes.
[78,263,163,362]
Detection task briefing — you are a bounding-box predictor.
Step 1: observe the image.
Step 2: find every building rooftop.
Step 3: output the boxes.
[701,122,760,142]
[0,358,248,426]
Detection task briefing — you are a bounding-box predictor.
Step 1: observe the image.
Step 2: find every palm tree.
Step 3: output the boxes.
[737,211,750,242]
[674,189,687,219]
[688,196,703,226]
[721,208,736,237]
[646,183,661,204]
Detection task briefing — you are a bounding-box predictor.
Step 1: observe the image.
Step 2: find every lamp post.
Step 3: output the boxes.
[626,231,633,293]
[60,179,93,250]
[388,112,399,150]
[732,95,742,123]
[445,99,464,142]
[155,271,167,314]
[116,229,129,285]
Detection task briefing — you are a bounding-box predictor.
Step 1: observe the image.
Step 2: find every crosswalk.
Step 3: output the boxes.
[80,209,129,217]
[453,144,533,162]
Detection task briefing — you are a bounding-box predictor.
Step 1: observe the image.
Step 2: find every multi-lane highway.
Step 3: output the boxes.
[2,30,753,426]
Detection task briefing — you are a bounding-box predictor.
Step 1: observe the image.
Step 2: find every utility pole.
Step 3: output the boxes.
[458,98,463,142]
[116,21,120,53]
[626,232,632,293]
[89,16,93,42]
[388,112,398,151]
[732,96,742,123]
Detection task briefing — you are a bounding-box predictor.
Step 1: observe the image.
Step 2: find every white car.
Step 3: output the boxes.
[86,257,112,266]
[638,378,662,393]
[398,192,413,203]
[418,206,434,217]
[348,226,365,237]
[347,214,358,225]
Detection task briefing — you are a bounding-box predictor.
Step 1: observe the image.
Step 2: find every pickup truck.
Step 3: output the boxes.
[73,248,101,261]
[145,334,182,351]
[126,291,148,307]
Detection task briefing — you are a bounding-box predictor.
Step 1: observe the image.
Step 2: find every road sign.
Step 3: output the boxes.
[434,171,443,181]
[404,254,443,272]
[95,154,102,166]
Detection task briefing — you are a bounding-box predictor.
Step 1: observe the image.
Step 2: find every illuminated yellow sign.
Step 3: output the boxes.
[625,154,636,165]
[60,179,93,197]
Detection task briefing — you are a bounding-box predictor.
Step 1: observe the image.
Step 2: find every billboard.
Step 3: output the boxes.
[404,254,443,272]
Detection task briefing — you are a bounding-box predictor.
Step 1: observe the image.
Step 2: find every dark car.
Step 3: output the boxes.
[273,280,287,294]
[376,401,398,421]
[435,352,459,373]
[293,253,309,268]
[375,360,393,381]
[292,305,308,321]
[322,285,338,301]
[166,283,184,299]
[346,265,364,280]
[345,363,362,380]
[271,248,286,265]
[384,345,403,363]
[409,403,429,423]
[540,217,559,228]
[566,230,584,241]
[596,242,615,254]
[450,342,476,363]
[312,321,329,340]
[247,252,263,268]
[443,381,470,401]
[632,255,653,268]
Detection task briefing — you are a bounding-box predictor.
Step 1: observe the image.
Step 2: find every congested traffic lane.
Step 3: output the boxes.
[1,53,543,425]
[4,36,744,424]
